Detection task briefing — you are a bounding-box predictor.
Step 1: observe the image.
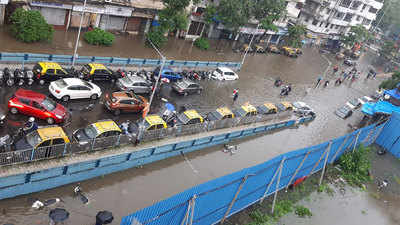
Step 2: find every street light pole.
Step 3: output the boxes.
[240,23,260,70]
[137,39,166,143]
[72,0,87,68]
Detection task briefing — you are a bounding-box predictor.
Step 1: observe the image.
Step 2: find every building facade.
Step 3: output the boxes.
[0,0,9,25]
[298,0,384,40]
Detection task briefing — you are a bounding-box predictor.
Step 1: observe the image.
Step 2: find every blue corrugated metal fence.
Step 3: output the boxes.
[0,52,241,70]
[120,121,385,225]
[375,112,400,158]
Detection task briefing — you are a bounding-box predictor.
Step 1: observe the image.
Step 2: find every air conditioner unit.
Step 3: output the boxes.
[105,0,112,3]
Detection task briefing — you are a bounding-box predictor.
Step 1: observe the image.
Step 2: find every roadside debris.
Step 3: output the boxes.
[74,184,89,204]
[223,144,238,155]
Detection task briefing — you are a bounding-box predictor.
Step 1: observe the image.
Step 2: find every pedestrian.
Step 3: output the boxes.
[333,65,339,73]
[335,77,342,86]
[233,89,239,103]
[343,72,348,80]
[372,71,377,79]
[315,76,322,88]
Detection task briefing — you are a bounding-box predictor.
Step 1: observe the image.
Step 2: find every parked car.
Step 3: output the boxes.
[211,67,239,81]
[153,67,182,82]
[358,96,374,105]
[256,103,278,115]
[275,101,293,112]
[49,78,102,102]
[116,76,152,94]
[176,110,204,126]
[80,63,123,82]
[206,107,235,121]
[336,52,345,60]
[240,44,254,53]
[233,104,258,117]
[14,126,70,151]
[351,51,361,59]
[128,114,168,135]
[33,62,74,85]
[73,120,121,146]
[104,90,148,115]
[292,101,315,116]
[172,79,203,95]
[267,44,280,54]
[344,58,357,66]
[254,44,266,53]
[346,98,362,109]
[282,46,298,58]
[8,88,68,124]
[335,105,353,119]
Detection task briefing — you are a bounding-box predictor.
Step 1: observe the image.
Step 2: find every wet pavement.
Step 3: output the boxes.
[0,29,392,224]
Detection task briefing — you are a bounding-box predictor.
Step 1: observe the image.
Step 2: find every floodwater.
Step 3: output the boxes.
[0,29,394,224]
[279,147,400,225]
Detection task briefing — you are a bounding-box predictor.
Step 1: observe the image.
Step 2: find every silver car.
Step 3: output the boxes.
[116,76,152,94]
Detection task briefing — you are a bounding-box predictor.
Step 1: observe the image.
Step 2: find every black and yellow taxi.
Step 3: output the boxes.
[73,120,122,145]
[233,104,258,117]
[256,103,278,115]
[275,101,293,112]
[80,63,123,82]
[176,110,204,126]
[206,107,235,121]
[282,46,298,58]
[142,115,168,131]
[33,62,73,84]
[14,126,70,151]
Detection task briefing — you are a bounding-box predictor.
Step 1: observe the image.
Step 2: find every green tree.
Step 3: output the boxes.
[253,0,287,33]
[217,0,252,31]
[341,25,370,48]
[10,8,54,43]
[379,40,396,59]
[374,0,400,30]
[287,24,306,48]
[146,26,168,49]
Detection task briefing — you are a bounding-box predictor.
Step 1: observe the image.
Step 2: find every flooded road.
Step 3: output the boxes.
[0,28,393,224]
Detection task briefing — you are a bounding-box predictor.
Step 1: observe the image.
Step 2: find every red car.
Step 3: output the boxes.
[8,89,68,124]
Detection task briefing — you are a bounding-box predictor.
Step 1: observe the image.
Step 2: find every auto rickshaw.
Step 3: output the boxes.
[254,44,266,53]
[267,44,280,54]
[241,44,254,53]
[293,48,303,55]
[282,46,298,58]
[336,52,345,60]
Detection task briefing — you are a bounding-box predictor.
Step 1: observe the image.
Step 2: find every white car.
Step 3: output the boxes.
[346,98,361,109]
[49,78,102,102]
[358,96,373,105]
[211,67,239,81]
[292,101,315,116]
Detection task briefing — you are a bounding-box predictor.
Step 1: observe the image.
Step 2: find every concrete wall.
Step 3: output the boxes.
[0,119,307,200]
[0,4,5,26]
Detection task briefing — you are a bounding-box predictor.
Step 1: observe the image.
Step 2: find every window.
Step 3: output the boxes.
[361,4,366,11]
[336,25,340,29]
[120,100,132,104]
[78,86,90,91]
[195,7,205,14]
[32,101,44,110]
[335,12,344,19]
[325,23,330,28]
[362,18,371,25]
[344,13,353,22]
[46,69,55,74]
[369,7,377,14]
[57,70,66,75]
[19,98,30,105]
[37,140,51,148]
[312,19,318,26]
[340,0,351,7]
[53,138,65,145]
[351,1,362,9]
[295,2,302,9]
[189,84,198,88]
[68,86,79,91]
[356,15,362,21]
[304,16,310,23]
[330,24,334,29]
[156,124,165,129]
[319,22,324,27]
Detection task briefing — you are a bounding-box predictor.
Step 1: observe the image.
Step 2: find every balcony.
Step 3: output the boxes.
[362,0,384,10]
[330,18,349,26]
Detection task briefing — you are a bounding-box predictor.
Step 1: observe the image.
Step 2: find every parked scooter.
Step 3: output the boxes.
[24,68,34,86]
[0,70,4,86]
[14,68,25,86]
[4,68,14,86]
[0,134,13,153]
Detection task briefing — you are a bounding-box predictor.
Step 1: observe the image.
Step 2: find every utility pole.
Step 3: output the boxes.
[240,23,260,70]
[72,0,87,67]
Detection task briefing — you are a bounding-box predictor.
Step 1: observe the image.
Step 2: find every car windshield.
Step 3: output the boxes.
[121,76,133,84]
[84,125,99,139]
[126,91,143,103]
[292,102,303,109]
[82,65,91,73]
[216,68,223,74]
[26,131,42,147]
[225,72,235,76]
[41,98,57,111]
[178,80,190,88]
[349,99,359,106]
[211,111,223,120]
[82,81,93,89]
[236,108,247,117]
[178,113,190,124]
[54,79,67,88]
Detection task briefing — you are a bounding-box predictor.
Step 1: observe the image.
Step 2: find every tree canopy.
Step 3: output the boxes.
[287,24,306,48]
[341,25,370,48]
[374,0,400,30]
[10,8,54,43]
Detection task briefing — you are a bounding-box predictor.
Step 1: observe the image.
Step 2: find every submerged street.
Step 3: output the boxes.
[0,32,393,225]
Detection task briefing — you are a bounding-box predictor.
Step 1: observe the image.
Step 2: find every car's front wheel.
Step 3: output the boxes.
[47,117,55,125]
[62,95,70,102]
[90,94,98,100]
[10,107,18,115]
[39,79,45,85]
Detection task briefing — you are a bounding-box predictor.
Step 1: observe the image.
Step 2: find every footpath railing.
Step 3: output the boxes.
[0,52,242,70]
[120,120,387,225]
[0,112,301,167]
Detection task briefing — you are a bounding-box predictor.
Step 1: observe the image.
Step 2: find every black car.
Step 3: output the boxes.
[343,58,357,66]
[172,79,203,96]
[335,105,353,119]
[80,63,123,82]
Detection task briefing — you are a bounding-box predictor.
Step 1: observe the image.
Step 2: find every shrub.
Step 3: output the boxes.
[295,205,312,218]
[146,28,168,48]
[379,71,400,89]
[84,28,115,46]
[339,145,372,186]
[10,8,54,43]
[194,37,210,50]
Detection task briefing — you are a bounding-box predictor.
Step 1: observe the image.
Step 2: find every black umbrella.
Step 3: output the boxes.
[96,211,114,225]
[49,208,69,222]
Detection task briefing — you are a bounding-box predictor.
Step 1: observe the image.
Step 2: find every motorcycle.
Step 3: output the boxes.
[14,68,25,86]
[0,134,13,153]
[274,78,283,87]
[24,68,34,86]
[162,103,177,127]
[0,70,4,86]
[4,67,14,87]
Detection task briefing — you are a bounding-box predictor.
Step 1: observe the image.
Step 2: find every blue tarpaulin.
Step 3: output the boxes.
[152,20,160,27]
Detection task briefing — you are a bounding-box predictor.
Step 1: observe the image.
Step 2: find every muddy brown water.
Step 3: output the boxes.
[0,29,392,224]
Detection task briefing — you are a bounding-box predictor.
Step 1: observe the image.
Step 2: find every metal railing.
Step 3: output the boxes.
[0,52,242,70]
